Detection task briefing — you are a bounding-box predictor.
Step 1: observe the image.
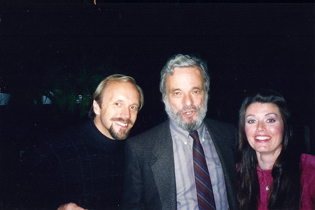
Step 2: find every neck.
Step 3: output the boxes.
[93,117,115,140]
[256,152,280,170]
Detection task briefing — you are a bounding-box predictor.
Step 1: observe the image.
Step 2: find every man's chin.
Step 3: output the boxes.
[108,123,132,140]
[181,117,196,125]
[111,129,130,140]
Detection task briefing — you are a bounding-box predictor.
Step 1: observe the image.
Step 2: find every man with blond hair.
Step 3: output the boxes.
[19,74,144,210]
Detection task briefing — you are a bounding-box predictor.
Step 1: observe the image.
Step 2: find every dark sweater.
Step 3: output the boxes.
[19,119,125,210]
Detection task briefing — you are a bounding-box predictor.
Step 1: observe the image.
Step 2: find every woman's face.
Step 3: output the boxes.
[244,102,284,157]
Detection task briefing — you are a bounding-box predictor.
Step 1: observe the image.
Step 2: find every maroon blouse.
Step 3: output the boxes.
[257,153,315,210]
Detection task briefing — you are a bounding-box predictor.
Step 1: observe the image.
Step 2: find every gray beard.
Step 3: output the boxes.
[164,95,208,132]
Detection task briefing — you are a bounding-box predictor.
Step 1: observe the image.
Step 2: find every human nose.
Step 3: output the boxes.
[120,106,131,119]
[257,121,265,131]
[183,94,193,106]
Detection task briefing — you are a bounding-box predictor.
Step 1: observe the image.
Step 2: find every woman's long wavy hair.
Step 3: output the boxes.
[236,89,301,210]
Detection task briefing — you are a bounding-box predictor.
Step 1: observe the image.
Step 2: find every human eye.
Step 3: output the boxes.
[191,88,203,95]
[246,119,256,124]
[173,91,181,97]
[114,102,122,107]
[193,89,200,94]
[266,118,276,123]
[130,105,138,111]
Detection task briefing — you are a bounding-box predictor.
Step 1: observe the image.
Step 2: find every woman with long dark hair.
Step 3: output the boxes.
[236,89,315,210]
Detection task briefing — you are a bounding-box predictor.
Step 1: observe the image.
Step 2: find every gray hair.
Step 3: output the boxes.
[159,54,210,99]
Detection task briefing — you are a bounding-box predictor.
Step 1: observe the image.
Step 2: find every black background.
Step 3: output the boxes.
[0,2,314,207]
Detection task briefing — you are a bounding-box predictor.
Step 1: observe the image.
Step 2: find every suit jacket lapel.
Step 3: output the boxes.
[150,120,177,210]
[205,119,236,210]
[206,120,234,177]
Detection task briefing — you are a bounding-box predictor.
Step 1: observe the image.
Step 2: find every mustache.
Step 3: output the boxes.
[110,117,133,125]
[177,106,198,115]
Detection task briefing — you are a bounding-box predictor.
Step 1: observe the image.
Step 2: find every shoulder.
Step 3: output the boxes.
[204,118,237,150]
[300,153,315,186]
[126,120,171,150]
[300,153,315,206]
[128,120,170,141]
[204,118,236,130]
[204,118,237,137]
[22,121,90,162]
[43,124,86,149]
[301,153,315,171]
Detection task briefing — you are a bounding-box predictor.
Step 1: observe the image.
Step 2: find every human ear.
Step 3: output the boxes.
[93,100,101,115]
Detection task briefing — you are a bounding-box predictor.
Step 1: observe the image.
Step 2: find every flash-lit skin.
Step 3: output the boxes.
[164,66,205,125]
[93,81,140,140]
[245,103,284,169]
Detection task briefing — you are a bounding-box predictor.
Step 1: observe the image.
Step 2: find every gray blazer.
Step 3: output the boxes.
[122,119,237,210]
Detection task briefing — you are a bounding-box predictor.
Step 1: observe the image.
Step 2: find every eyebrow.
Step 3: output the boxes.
[128,101,140,107]
[170,86,202,92]
[265,113,279,117]
[114,99,139,106]
[245,114,254,119]
[132,102,140,107]
[170,88,181,92]
[245,112,279,118]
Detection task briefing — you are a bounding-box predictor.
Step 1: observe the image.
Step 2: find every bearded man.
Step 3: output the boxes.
[19,74,144,210]
[122,54,237,210]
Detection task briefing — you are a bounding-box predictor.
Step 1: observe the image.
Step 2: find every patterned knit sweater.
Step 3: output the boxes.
[19,119,125,210]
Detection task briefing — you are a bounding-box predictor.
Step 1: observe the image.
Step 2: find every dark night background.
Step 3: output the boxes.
[0,2,314,208]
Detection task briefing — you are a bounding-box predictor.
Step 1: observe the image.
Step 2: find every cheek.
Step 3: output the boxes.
[244,127,256,147]
[101,110,110,119]
[101,109,115,123]
[169,100,181,111]
[131,112,138,121]
[244,126,256,146]
[244,125,254,137]
[99,114,111,129]
[193,96,204,107]
[270,125,284,138]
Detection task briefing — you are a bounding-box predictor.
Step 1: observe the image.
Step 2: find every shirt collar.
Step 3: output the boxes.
[170,120,206,144]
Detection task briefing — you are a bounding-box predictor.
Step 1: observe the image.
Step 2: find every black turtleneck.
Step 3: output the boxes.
[19,119,126,210]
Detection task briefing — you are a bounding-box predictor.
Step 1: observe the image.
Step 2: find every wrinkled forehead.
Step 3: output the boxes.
[165,67,204,88]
